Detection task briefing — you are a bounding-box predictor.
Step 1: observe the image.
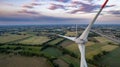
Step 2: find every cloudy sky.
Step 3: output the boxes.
[0,0,120,25]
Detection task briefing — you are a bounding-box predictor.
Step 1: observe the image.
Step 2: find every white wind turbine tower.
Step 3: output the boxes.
[58,0,109,67]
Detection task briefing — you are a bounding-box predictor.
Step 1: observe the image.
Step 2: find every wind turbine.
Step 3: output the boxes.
[58,0,109,67]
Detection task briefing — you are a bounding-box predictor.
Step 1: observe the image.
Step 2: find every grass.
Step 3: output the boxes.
[41,47,63,57]
[0,45,17,49]
[0,45,41,49]
[22,46,41,53]
[18,36,50,45]
[0,34,30,43]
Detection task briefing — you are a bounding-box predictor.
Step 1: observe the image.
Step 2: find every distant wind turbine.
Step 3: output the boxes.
[58,0,109,67]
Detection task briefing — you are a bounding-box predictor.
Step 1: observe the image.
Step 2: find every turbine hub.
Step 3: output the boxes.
[75,38,88,44]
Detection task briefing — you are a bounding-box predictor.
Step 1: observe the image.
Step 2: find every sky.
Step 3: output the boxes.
[0,0,120,25]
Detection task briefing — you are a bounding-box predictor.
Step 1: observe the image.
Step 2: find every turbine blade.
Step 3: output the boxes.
[78,0,109,40]
[78,44,87,67]
[76,24,78,37]
[58,34,76,41]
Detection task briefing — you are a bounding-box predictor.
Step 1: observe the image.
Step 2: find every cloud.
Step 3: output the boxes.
[48,3,65,10]
[55,0,70,3]
[22,2,41,9]
[106,5,116,8]
[30,3,41,6]
[0,14,88,24]
[22,5,33,8]
[109,10,120,16]
[69,1,115,14]
[70,1,99,14]
[32,0,39,2]
[85,0,93,2]
[18,9,39,15]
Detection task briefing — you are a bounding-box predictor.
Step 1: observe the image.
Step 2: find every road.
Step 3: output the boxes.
[91,30,120,44]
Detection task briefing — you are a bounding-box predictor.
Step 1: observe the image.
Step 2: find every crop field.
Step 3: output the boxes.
[86,41,95,47]
[65,43,80,55]
[94,37,112,43]
[48,38,64,45]
[54,59,69,67]
[59,39,74,47]
[0,33,119,67]
[64,36,119,60]
[41,47,63,57]
[18,36,50,45]
[65,31,77,36]
[101,45,118,51]
[0,55,51,67]
[61,55,96,67]
[0,34,30,43]
[60,55,79,67]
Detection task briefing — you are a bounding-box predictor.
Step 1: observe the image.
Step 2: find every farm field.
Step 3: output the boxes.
[0,32,119,67]
[0,55,51,67]
[63,36,119,60]
[65,31,77,36]
[54,59,69,67]
[65,31,82,37]
[65,43,80,55]
[48,38,64,45]
[59,39,74,47]
[0,34,31,43]
[99,48,120,67]
[60,55,79,67]
[18,36,50,45]
[41,47,63,57]
[94,37,112,43]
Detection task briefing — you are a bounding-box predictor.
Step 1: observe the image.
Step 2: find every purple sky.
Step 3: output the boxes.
[0,0,120,25]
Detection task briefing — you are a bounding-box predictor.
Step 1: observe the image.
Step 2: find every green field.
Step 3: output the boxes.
[99,47,120,67]
[18,36,50,45]
[0,44,42,56]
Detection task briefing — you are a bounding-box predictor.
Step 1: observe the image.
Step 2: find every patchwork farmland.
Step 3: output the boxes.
[0,25,120,67]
